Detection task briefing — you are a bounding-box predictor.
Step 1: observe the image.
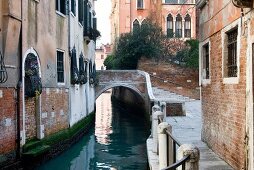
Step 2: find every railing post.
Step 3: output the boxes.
[151,104,161,137]
[160,102,166,121]
[167,125,174,166]
[152,111,164,153]
[177,144,200,170]
[158,122,170,170]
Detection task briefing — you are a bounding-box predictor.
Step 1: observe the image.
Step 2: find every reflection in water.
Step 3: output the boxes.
[38,90,149,170]
[95,90,113,145]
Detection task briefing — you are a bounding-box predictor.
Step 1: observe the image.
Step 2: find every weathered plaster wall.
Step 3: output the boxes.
[68,0,96,127]
[199,0,241,41]
[22,0,69,87]
[21,0,70,141]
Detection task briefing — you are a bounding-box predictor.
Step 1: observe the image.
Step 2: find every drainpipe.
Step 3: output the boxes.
[16,0,23,160]
[68,0,72,127]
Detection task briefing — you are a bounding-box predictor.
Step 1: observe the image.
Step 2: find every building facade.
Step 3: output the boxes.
[95,44,112,70]
[110,0,196,43]
[0,0,97,167]
[198,0,254,169]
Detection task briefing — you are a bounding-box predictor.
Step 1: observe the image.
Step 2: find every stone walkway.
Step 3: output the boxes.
[148,87,233,170]
[166,100,233,170]
[152,87,193,103]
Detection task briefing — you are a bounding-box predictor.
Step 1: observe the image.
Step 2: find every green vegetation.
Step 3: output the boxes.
[104,18,199,70]
[22,112,95,158]
[173,39,199,69]
[104,19,166,69]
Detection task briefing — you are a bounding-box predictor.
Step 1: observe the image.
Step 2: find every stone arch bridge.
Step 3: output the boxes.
[95,70,155,112]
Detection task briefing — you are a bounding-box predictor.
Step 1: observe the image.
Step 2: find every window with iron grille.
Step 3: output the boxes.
[137,0,144,9]
[56,0,66,15]
[202,43,209,79]
[184,14,191,38]
[226,28,238,77]
[71,0,76,15]
[57,50,64,83]
[167,14,173,38]
[175,14,182,38]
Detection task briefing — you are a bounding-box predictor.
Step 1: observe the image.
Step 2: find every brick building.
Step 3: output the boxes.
[198,0,254,169]
[110,0,196,43]
[0,0,97,167]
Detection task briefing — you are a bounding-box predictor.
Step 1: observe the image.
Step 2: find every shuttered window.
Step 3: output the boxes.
[57,51,64,83]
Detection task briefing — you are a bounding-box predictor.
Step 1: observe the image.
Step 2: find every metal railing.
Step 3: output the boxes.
[158,116,191,170]
[150,100,199,170]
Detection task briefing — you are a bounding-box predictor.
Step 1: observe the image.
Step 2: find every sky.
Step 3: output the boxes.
[94,0,112,47]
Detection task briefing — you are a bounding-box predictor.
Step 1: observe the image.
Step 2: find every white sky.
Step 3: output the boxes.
[95,0,111,47]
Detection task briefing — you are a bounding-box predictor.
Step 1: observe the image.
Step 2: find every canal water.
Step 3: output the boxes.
[38,91,150,170]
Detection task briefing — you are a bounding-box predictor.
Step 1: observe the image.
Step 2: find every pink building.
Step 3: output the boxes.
[111,0,197,42]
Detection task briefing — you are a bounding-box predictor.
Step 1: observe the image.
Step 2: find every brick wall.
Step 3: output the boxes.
[24,88,69,139]
[138,58,200,99]
[25,97,36,139]
[201,31,246,169]
[41,88,69,137]
[0,88,17,163]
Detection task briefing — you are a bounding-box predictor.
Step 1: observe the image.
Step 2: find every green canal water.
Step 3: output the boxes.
[38,92,150,170]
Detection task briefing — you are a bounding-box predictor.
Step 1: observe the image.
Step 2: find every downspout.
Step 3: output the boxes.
[16,0,23,160]
[130,0,132,31]
[68,0,72,127]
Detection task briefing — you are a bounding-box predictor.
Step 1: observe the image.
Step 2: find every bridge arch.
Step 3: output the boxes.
[95,84,144,100]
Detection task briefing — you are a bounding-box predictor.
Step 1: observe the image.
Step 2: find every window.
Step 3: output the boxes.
[101,55,104,59]
[141,19,147,29]
[184,14,191,38]
[133,19,140,32]
[165,0,178,3]
[202,43,210,79]
[165,0,191,3]
[56,0,66,15]
[137,0,144,9]
[84,1,90,35]
[78,0,83,24]
[167,14,173,38]
[71,0,76,15]
[226,28,238,77]
[57,51,64,83]
[175,14,182,38]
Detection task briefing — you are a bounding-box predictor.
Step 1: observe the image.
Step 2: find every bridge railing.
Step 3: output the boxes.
[151,102,200,170]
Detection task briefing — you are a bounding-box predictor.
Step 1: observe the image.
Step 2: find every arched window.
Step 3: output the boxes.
[167,14,173,38]
[133,19,140,32]
[184,14,191,38]
[141,19,147,29]
[175,14,182,38]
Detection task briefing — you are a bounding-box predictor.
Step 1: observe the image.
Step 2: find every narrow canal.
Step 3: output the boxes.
[38,90,150,170]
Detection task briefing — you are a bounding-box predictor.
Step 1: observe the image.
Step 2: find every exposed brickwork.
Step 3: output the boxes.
[24,88,69,139]
[201,31,246,169]
[41,88,69,137]
[25,97,36,139]
[138,58,200,99]
[0,88,17,162]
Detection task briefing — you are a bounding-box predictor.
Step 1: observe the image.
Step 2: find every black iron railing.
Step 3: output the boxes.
[158,116,191,170]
